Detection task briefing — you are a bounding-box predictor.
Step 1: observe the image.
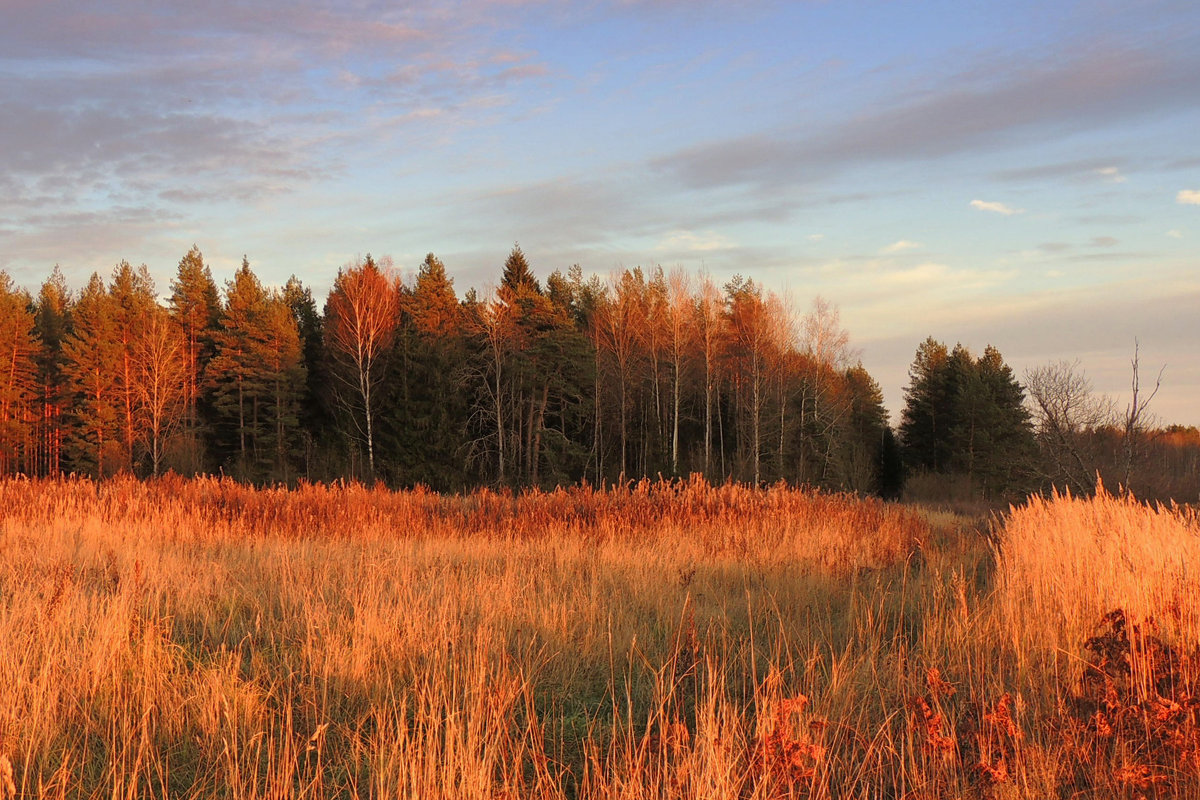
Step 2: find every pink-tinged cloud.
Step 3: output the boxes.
[1178,189,1200,205]
[970,199,1023,215]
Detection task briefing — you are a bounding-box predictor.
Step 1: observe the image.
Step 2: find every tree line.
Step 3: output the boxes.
[0,246,900,492]
[1,245,1195,500]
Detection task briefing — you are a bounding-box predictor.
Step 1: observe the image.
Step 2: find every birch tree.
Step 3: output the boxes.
[325,255,399,478]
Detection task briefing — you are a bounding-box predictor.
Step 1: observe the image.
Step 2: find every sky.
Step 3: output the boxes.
[2,0,1198,425]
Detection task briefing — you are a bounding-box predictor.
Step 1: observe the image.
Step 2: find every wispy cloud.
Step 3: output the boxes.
[654,43,1200,193]
[970,199,1023,216]
[1167,229,1183,238]
[996,158,1122,183]
[656,229,735,252]
[881,239,921,253]
[1178,189,1200,205]
[1097,166,1126,183]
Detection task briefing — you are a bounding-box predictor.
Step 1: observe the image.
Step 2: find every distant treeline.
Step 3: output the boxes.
[0,245,1195,500]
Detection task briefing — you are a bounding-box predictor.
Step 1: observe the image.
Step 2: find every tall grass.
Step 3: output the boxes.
[0,476,1196,798]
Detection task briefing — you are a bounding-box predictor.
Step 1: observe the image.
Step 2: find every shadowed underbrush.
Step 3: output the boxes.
[0,477,1196,798]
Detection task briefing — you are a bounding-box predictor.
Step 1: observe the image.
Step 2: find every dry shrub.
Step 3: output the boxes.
[1052,608,1200,796]
[991,488,1200,797]
[995,486,1200,666]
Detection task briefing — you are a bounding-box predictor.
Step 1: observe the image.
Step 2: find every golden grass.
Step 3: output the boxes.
[0,476,1196,798]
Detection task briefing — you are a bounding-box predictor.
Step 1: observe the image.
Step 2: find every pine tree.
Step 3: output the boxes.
[206,258,272,477]
[33,267,71,476]
[382,253,467,487]
[259,293,306,481]
[109,261,157,471]
[840,364,891,493]
[953,345,1036,495]
[62,274,122,476]
[283,275,331,477]
[169,245,222,472]
[899,337,951,472]
[0,272,39,476]
[900,337,1035,497]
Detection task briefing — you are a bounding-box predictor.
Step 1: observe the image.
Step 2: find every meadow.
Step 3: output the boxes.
[0,476,1196,799]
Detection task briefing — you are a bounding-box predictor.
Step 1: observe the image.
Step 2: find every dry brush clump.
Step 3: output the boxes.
[994,485,1200,677]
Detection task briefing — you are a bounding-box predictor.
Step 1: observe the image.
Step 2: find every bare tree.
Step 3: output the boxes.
[596,270,643,478]
[799,296,854,482]
[696,275,723,476]
[1024,360,1115,493]
[1121,340,1164,492]
[665,268,693,474]
[325,256,399,477]
[133,309,186,476]
[469,295,514,483]
[725,278,785,485]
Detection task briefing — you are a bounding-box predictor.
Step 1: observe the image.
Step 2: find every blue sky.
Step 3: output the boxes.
[2,0,1198,424]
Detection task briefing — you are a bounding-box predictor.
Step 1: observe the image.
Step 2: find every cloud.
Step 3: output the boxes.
[807,233,825,242]
[653,43,1200,192]
[655,230,736,252]
[1097,166,1126,183]
[881,239,921,253]
[970,199,1023,216]
[1090,236,1119,247]
[1167,229,1183,238]
[1178,189,1200,205]
[995,158,1120,182]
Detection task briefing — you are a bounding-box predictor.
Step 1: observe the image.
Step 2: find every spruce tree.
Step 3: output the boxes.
[62,274,122,476]
[283,275,332,477]
[899,337,951,472]
[206,258,272,478]
[260,293,306,481]
[381,253,467,488]
[169,245,222,472]
[900,337,1036,498]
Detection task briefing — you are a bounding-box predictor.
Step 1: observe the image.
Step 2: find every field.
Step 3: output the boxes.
[0,477,1197,799]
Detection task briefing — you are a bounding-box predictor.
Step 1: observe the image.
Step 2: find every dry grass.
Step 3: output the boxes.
[0,476,1197,798]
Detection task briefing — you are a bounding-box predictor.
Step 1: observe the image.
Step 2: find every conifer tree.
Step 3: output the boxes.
[260,293,306,481]
[62,274,122,476]
[500,243,538,296]
[33,267,71,475]
[953,344,1036,495]
[899,337,952,472]
[109,261,157,471]
[169,246,222,472]
[723,276,783,485]
[900,337,1035,497]
[206,258,271,477]
[383,253,467,487]
[0,272,39,476]
[840,364,891,493]
[283,275,330,477]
